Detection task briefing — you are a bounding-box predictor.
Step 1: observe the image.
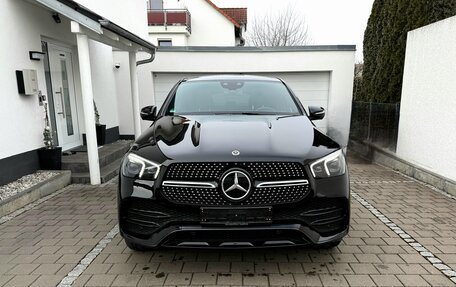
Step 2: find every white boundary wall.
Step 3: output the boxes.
[397,16,456,182]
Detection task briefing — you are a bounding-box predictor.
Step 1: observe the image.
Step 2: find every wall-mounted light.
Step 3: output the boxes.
[52,13,61,23]
[29,51,45,61]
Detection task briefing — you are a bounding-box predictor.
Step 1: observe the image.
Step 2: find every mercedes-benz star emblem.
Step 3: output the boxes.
[231,150,240,156]
[221,170,251,201]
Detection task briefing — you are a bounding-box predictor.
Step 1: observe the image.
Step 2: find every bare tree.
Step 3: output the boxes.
[248,4,310,46]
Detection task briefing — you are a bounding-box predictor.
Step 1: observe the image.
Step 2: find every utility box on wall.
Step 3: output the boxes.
[16,69,38,95]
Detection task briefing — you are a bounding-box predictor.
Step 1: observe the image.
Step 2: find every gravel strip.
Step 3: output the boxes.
[0,171,59,201]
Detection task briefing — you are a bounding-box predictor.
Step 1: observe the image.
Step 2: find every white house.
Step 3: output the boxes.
[0,0,156,185]
[147,0,247,46]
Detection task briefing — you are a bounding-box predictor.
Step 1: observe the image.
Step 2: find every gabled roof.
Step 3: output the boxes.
[203,0,242,28]
[220,8,247,26]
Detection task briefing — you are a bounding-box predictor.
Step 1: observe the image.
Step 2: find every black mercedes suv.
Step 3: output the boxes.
[118,75,349,250]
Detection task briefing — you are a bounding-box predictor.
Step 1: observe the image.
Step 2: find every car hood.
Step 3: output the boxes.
[134,115,340,162]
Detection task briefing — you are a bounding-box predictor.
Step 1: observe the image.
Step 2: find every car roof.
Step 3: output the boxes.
[185,74,281,82]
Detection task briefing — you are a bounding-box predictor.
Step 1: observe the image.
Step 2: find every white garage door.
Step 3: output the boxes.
[152,72,330,132]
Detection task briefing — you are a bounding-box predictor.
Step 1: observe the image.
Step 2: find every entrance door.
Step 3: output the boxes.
[48,43,81,150]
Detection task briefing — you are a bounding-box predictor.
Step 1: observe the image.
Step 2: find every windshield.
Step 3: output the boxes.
[165,80,301,115]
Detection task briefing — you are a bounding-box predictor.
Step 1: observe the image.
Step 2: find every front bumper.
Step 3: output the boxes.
[118,171,350,248]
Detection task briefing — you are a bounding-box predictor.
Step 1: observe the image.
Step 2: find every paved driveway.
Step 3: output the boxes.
[0,155,455,287]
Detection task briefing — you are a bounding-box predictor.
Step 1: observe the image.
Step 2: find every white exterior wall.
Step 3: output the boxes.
[396,16,456,181]
[75,0,148,38]
[156,0,236,46]
[128,49,355,146]
[0,0,148,159]
[0,0,78,159]
[148,27,189,46]
[75,0,149,132]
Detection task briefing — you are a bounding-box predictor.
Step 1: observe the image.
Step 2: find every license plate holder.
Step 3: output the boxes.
[201,207,272,225]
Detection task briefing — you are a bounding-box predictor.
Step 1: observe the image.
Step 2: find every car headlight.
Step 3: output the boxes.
[122,153,160,180]
[310,150,346,178]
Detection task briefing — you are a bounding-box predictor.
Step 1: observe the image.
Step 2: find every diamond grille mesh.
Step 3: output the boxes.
[161,162,310,206]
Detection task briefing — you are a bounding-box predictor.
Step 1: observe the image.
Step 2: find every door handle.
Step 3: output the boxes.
[56,87,66,118]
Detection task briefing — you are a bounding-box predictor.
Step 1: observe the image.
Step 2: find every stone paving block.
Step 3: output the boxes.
[164,272,192,285]
[326,262,354,274]
[33,254,61,264]
[217,273,242,285]
[396,274,431,286]
[421,274,455,286]
[399,254,428,264]
[111,274,141,286]
[190,272,217,285]
[349,263,380,275]
[294,273,322,286]
[319,274,349,286]
[107,263,136,274]
[206,262,230,273]
[268,273,295,286]
[231,262,254,273]
[3,275,38,287]
[0,264,14,275]
[301,262,329,274]
[56,254,85,264]
[255,262,280,273]
[370,274,403,286]
[84,274,116,287]
[354,253,382,263]
[137,273,167,286]
[30,275,62,287]
[332,253,358,263]
[196,252,220,262]
[10,254,39,264]
[104,253,131,264]
[31,263,64,275]
[278,262,304,273]
[374,263,404,275]
[242,273,268,286]
[344,274,376,286]
[158,262,183,273]
[84,263,112,274]
[6,263,39,275]
[182,262,207,273]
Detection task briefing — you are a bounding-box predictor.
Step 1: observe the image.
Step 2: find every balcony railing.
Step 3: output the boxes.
[147,9,191,33]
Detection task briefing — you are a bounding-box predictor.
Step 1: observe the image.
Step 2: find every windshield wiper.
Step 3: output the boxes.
[276,114,301,120]
[212,112,277,116]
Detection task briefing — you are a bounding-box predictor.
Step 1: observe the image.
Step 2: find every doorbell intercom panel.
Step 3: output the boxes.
[16,69,38,95]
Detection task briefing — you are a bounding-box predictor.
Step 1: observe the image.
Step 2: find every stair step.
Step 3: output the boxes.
[71,158,123,184]
[62,141,131,173]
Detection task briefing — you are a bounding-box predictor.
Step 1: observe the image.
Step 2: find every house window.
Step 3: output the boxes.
[158,40,172,47]
[148,0,163,10]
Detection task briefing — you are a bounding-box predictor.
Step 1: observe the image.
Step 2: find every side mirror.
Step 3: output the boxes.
[308,106,325,120]
[140,105,157,121]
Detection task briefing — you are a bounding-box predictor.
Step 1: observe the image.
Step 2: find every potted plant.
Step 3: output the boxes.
[38,102,62,170]
[94,100,106,146]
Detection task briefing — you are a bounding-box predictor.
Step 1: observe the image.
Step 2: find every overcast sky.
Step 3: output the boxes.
[212,0,374,61]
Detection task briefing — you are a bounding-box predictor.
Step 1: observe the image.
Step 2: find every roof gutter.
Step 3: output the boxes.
[37,0,157,66]
[98,20,156,66]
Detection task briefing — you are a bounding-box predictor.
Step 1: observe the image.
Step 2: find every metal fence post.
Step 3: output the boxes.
[367,102,372,142]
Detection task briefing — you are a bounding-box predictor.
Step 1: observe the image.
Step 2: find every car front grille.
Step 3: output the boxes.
[165,162,307,180]
[161,162,310,206]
